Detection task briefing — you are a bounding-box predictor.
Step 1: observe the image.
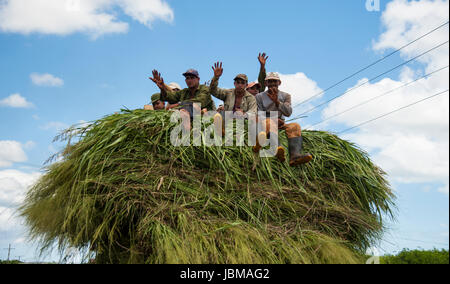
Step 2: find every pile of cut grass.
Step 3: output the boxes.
[19,109,395,264]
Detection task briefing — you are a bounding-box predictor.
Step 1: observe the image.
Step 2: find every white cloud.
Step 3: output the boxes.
[278,72,324,114]
[0,0,174,39]
[0,141,28,168]
[40,121,69,132]
[0,170,41,207]
[0,206,17,232]
[30,73,64,87]
[0,93,34,108]
[320,0,449,192]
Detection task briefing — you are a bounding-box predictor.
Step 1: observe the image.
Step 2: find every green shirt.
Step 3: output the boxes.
[161,85,216,111]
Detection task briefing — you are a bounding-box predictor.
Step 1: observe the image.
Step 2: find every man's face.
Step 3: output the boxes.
[153,100,165,110]
[266,79,281,93]
[247,85,259,96]
[185,75,200,88]
[234,79,247,92]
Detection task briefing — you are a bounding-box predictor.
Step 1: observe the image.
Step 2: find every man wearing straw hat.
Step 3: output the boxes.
[255,72,313,166]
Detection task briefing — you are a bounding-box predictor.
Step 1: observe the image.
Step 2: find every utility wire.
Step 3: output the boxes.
[287,40,449,122]
[306,65,449,130]
[292,20,449,109]
[337,89,449,134]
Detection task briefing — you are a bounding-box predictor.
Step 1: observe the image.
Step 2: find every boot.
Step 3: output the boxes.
[288,136,312,166]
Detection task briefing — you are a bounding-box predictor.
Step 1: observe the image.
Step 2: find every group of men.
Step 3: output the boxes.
[148,53,312,166]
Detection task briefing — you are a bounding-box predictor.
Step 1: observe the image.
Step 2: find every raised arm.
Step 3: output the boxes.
[149,70,180,103]
[209,62,230,101]
[257,53,268,92]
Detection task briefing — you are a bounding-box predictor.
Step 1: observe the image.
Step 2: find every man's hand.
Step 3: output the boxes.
[267,87,279,105]
[212,62,223,78]
[149,70,165,90]
[166,103,179,110]
[258,52,269,67]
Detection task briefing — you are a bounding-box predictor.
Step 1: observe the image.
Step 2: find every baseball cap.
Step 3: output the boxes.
[182,69,200,78]
[151,93,161,104]
[246,82,261,89]
[265,72,281,81]
[234,74,248,82]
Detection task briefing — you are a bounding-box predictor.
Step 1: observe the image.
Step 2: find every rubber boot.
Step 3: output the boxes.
[288,136,312,166]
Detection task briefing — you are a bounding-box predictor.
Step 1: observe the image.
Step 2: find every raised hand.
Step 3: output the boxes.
[258,52,269,66]
[212,62,223,78]
[149,69,165,90]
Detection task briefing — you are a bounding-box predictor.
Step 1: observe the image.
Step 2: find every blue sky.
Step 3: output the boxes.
[0,0,448,262]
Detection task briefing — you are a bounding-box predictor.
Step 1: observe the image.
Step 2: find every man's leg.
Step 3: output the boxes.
[284,123,312,166]
[253,118,285,162]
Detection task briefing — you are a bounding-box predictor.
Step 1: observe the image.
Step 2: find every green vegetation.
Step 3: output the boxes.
[0,260,24,264]
[19,109,396,264]
[381,249,449,264]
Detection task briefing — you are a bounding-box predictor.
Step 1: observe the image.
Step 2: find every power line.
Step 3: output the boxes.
[395,237,449,247]
[337,89,449,134]
[306,65,449,130]
[292,20,449,109]
[287,40,449,122]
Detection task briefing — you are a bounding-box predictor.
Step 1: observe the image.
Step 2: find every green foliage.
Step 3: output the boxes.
[0,260,23,264]
[381,249,449,264]
[19,109,396,264]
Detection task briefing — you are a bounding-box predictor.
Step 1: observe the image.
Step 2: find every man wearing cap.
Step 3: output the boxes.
[165,82,182,110]
[209,62,257,115]
[255,72,313,166]
[150,93,165,110]
[144,82,181,111]
[150,69,216,112]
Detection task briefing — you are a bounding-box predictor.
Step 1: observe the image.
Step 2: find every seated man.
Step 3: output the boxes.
[149,68,216,117]
[165,82,182,110]
[209,62,257,115]
[246,82,262,96]
[150,93,165,110]
[144,82,181,111]
[255,72,312,166]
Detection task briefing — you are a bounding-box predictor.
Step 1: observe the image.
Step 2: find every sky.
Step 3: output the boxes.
[0,0,448,263]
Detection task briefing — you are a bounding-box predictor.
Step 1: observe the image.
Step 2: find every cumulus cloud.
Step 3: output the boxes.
[0,141,28,168]
[0,93,34,108]
[320,0,449,192]
[30,73,64,87]
[40,121,69,132]
[0,0,174,39]
[0,170,41,235]
[278,72,324,115]
[0,170,41,207]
